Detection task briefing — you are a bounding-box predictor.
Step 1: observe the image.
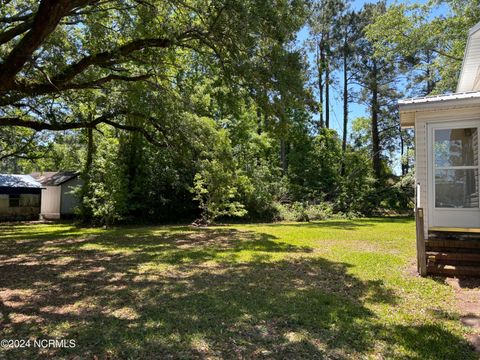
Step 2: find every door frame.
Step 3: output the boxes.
[427,119,480,228]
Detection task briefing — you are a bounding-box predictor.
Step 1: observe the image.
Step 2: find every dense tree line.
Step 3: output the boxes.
[0,0,477,224]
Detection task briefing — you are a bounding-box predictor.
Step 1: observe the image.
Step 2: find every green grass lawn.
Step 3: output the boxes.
[0,218,476,359]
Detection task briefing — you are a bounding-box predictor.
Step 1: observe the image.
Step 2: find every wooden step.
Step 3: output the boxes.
[427,264,480,277]
[428,227,480,241]
[426,251,480,263]
[425,239,480,250]
[429,233,480,241]
[429,227,480,234]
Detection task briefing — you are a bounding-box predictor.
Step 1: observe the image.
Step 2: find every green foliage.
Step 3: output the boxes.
[238,162,285,222]
[31,132,85,173]
[274,201,310,222]
[273,201,336,222]
[288,128,342,201]
[0,128,51,173]
[81,129,128,226]
[1,0,423,224]
[304,202,335,220]
[336,149,377,215]
[192,170,247,224]
[366,1,480,94]
[192,126,248,224]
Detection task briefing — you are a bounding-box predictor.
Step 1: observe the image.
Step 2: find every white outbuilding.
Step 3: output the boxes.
[31,171,82,220]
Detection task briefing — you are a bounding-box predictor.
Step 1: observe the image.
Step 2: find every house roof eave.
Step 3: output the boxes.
[399,92,480,111]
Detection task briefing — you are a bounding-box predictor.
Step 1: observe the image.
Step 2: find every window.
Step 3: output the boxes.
[9,194,20,207]
[20,194,40,207]
[434,128,479,208]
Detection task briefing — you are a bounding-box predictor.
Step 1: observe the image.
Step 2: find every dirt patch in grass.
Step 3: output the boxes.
[406,263,480,353]
[446,277,480,352]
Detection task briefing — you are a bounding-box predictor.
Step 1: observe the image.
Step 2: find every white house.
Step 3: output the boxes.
[399,22,480,277]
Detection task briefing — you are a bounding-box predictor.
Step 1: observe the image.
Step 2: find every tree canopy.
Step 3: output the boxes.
[1,0,476,224]
[0,0,307,133]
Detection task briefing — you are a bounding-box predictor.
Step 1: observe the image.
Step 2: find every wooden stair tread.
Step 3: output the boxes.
[429,227,480,234]
[426,251,480,262]
[426,239,480,249]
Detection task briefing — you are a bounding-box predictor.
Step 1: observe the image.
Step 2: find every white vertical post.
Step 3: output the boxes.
[415,182,427,276]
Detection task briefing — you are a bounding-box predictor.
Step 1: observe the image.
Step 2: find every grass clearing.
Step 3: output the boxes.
[0,218,477,359]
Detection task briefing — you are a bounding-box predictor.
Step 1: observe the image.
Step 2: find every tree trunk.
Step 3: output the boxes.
[256,108,263,135]
[371,60,381,180]
[80,126,95,221]
[425,50,434,95]
[341,44,348,176]
[325,39,330,129]
[280,139,287,174]
[400,128,406,176]
[85,128,94,175]
[400,128,409,175]
[318,41,324,128]
[0,0,73,91]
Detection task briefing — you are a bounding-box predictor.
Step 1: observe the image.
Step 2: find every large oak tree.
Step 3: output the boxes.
[0,0,307,136]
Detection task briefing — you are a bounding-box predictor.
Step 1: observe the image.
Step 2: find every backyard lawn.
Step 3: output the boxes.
[0,218,477,359]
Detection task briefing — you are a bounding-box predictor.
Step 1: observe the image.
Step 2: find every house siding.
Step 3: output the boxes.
[414,105,480,236]
[60,177,81,215]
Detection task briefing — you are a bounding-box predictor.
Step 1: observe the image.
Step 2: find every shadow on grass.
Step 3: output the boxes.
[0,223,473,359]
[260,217,414,230]
[0,223,99,241]
[0,226,312,268]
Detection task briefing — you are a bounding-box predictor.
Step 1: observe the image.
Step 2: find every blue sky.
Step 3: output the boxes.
[295,0,451,172]
[296,0,451,134]
[296,0,377,134]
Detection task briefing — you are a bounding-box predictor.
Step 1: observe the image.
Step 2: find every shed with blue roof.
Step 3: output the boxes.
[0,174,42,219]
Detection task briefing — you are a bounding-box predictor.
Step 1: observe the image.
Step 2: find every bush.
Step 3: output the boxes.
[191,128,248,224]
[273,201,336,222]
[275,202,307,222]
[304,203,334,220]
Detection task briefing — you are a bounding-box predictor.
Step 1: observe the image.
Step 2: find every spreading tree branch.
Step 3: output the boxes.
[50,36,184,85]
[11,73,152,97]
[0,133,37,161]
[0,13,34,24]
[0,111,165,147]
[0,0,97,91]
[0,19,34,45]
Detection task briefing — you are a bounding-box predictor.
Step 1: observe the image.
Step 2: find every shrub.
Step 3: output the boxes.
[273,202,336,222]
[191,128,248,224]
[304,202,334,220]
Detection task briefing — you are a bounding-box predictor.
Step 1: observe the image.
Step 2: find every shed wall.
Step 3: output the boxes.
[0,194,40,219]
[60,177,81,215]
[41,186,61,219]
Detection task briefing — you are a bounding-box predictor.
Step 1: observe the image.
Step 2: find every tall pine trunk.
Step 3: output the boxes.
[371,60,381,180]
[341,44,348,176]
[318,41,324,128]
[279,110,288,174]
[280,139,288,174]
[399,128,409,175]
[325,36,330,129]
[425,50,434,95]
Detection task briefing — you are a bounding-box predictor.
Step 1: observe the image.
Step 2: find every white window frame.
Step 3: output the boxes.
[429,120,480,211]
